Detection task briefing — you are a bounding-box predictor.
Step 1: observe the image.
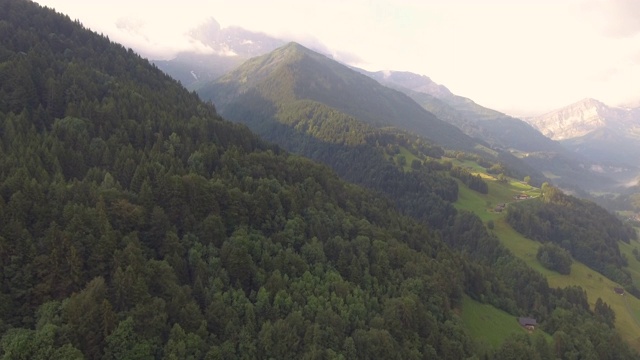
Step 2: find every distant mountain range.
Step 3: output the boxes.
[201,42,481,151]
[154,20,634,191]
[525,98,640,169]
[353,70,620,191]
[357,69,565,153]
[197,42,555,189]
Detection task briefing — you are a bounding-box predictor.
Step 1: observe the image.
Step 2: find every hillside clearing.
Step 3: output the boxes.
[460,295,536,349]
[454,170,640,350]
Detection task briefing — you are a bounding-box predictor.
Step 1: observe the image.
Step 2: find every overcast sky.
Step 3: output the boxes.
[35,0,640,116]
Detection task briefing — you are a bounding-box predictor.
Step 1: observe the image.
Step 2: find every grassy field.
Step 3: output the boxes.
[453,169,640,350]
[496,217,640,350]
[453,171,539,222]
[460,295,533,349]
[394,146,422,172]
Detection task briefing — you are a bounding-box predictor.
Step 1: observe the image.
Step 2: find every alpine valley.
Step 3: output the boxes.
[156,18,630,192]
[3,1,640,359]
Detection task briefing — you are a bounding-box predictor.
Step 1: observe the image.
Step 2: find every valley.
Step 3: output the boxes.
[194,39,640,355]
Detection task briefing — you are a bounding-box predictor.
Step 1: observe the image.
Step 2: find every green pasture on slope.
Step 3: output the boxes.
[460,295,538,349]
[447,157,487,173]
[495,217,640,350]
[453,169,640,350]
[453,173,538,222]
[394,146,422,172]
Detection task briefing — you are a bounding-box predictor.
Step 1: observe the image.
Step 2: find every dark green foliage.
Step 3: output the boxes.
[0,2,636,359]
[544,305,637,360]
[492,333,551,360]
[594,298,616,328]
[536,243,572,275]
[219,93,459,229]
[0,2,472,358]
[449,165,489,194]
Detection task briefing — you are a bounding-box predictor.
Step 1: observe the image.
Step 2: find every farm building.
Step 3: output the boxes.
[518,317,537,330]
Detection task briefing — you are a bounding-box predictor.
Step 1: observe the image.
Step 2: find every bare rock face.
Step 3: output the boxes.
[524,98,640,169]
[526,98,639,141]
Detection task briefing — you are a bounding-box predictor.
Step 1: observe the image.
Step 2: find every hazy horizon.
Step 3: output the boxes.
[35,0,640,116]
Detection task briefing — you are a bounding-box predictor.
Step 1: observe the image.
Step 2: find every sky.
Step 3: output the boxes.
[35,0,640,116]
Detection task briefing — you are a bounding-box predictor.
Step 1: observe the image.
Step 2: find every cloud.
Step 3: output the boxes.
[33,0,640,114]
[582,0,640,38]
[36,0,220,59]
[105,17,216,60]
[114,17,145,34]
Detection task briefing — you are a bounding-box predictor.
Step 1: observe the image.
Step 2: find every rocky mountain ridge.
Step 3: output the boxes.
[524,98,640,169]
[526,98,640,141]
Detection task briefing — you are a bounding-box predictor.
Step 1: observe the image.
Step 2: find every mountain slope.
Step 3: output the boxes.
[527,98,640,168]
[2,2,636,358]
[201,42,479,151]
[203,43,554,186]
[198,42,555,226]
[199,43,467,230]
[361,70,619,191]
[0,2,582,359]
[0,2,481,358]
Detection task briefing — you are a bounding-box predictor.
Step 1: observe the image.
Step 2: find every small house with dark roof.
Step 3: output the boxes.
[614,287,625,295]
[518,317,537,330]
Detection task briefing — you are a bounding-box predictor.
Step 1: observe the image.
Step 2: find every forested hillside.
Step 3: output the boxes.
[0,2,472,358]
[218,93,459,229]
[0,1,638,359]
[507,184,638,292]
[201,42,478,151]
[199,21,640,359]
[358,69,615,191]
[200,42,535,228]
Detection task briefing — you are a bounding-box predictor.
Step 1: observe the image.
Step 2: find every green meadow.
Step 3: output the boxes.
[460,295,536,350]
[393,146,423,172]
[453,167,640,350]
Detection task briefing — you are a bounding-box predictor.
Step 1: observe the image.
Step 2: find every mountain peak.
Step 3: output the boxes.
[281,41,306,51]
[526,99,608,141]
[526,97,640,146]
[270,41,330,62]
[572,97,606,109]
[201,42,476,150]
